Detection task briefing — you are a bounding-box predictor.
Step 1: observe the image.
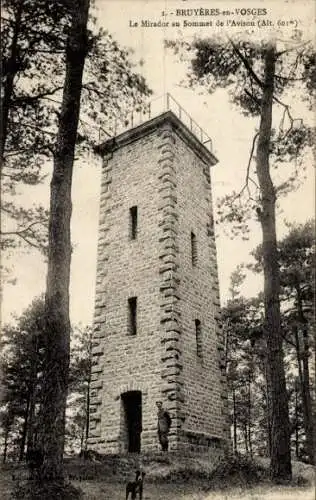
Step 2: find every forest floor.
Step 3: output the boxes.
[72,480,314,500]
[1,454,314,500]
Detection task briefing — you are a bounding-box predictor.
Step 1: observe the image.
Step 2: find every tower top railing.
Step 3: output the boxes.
[99,93,213,152]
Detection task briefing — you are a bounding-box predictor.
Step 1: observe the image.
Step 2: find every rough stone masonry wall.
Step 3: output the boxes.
[89,116,228,455]
[172,132,229,452]
[89,132,164,453]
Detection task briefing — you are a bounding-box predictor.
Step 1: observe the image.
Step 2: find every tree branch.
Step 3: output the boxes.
[25,49,65,55]
[275,40,311,58]
[12,86,64,107]
[273,95,303,136]
[233,132,260,201]
[11,233,42,249]
[228,38,265,89]
[3,145,52,158]
[281,333,297,349]
[1,220,48,236]
[275,74,304,82]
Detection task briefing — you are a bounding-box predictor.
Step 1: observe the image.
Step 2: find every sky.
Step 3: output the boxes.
[1,0,315,327]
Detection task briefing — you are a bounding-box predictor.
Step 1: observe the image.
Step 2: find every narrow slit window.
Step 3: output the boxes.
[191,232,197,266]
[128,297,137,336]
[195,319,202,359]
[130,206,138,240]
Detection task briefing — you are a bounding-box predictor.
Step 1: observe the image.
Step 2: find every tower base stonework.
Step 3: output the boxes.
[88,110,230,456]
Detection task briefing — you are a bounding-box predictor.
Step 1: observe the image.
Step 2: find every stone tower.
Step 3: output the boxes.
[88,108,229,455]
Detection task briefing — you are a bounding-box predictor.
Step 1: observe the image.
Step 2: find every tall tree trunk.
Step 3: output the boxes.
[19,392,31,461]
[84,329,92,452]
[224,328,230,373]
[293,323,307,458]
[243,423,249,455]
[26,389,36,453]
[256,42,291,481]
[265,361,272,457]
[38,0,90,481]
[84,372,91,452]
[295,284,314,464]
[293,325,304,391]
[26,336,38,453]
[232,386,237,455]
[2,426,10,464]
[80,427,85,455]
[0,1,24,167]
[247,379,253,459]
[295,378,300,459]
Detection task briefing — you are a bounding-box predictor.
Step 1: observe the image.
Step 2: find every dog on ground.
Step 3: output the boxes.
[126,470,145,500]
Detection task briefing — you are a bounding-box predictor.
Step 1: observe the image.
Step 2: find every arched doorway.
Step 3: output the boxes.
[121,391,142,453]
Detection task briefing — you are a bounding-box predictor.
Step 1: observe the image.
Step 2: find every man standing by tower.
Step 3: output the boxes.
[156,401,171,451]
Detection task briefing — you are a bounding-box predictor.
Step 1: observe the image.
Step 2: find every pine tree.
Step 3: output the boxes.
[0,297,46,462]
[250,220,315,463]
[1,0,150,252]
[167,33,315,480]
[2,1,151,485]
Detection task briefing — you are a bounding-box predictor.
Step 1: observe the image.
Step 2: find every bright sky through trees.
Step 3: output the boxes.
[2,0,314,326]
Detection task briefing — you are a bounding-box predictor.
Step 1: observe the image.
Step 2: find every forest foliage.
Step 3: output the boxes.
[1,0,151,253]
[1,221,314,463]
[166,32,315,479]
